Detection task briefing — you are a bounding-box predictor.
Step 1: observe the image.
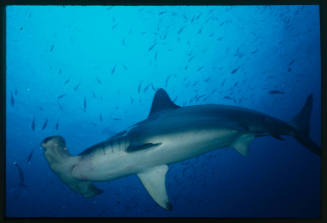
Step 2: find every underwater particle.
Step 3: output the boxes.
[13,162,26,188]
[111,64,117,74]
[57,94,66,100]
[26,149,34,163]
[31,117,35,131]
[64,78,70,85]
[130,96,134,104]
[56,120,59,130]
[100,113,103,122]
[148,42,157,52]
[19,26,23,31]
[288,67,292,72]
[123,64,128,70]
[269,90,284,95]
[197,28,202,34]
[49,44,55,52]
[14,89,18,96]
[10,91,15,107]
[41,119,48,130]
[92,91,97,98]
[58,68,62,74]
[231,67,240,74]
[83,96,87,112]
[184,65,188,70]
[122,39,126,46]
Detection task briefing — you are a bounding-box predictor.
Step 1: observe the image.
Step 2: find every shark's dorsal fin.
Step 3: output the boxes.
[137,165,172,210]
[232,134,255,156]
[149,88,180,117]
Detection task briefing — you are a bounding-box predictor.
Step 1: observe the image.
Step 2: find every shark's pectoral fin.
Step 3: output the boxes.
[137,165,172,210]
[232,134,255,156]
[126,142,162,153]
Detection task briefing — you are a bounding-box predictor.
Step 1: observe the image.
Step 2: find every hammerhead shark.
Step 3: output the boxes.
[41,88,320,210]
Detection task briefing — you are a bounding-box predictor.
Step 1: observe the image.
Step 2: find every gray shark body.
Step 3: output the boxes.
[41,89,320,210]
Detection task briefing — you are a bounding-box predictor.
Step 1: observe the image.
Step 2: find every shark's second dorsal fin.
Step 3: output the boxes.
[149,88,180,117]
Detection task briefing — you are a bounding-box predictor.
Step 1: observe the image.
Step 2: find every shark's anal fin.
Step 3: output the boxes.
[232,134,255,156]
[137,165,172,210]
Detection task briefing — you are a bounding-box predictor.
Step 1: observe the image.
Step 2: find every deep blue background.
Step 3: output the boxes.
[6,5,321,217]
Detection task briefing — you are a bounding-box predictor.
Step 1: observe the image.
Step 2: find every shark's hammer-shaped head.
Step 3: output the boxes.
[41,136,71,165]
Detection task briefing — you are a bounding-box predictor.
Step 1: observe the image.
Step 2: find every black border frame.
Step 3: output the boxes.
[0,0,326,222]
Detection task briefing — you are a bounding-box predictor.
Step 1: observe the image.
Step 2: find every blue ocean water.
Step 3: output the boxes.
[5,5,321,218]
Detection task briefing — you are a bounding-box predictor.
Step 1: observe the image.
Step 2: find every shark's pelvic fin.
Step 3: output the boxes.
[232,134,255,156]
[148,88,180,117]
[137,165,172,210]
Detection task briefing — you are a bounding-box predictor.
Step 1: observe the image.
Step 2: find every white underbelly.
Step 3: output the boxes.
[72,129,240,181]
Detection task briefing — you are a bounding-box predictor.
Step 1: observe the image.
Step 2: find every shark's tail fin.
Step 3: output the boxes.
[289,94,321,156]
[41,136,103,198]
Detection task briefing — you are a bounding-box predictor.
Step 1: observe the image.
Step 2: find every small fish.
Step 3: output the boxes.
[224,96,233,100]
[111,64,117,74]
[251,49,258,54]
[130,96,134,104]
[96,77,102,84]
[100,113,103,122]
[288,67,292,72]
[73,82,80,91]
[10,91,15,106]
[19,26,23,31]
[92,91,97,98]
[197,66,204,72]
[177,26,185,35]
[138,81,143,94]
[151,83,156,92]
[49,44,55,52]
[64,78,70,85]
[288,59,295,66]
[112,23,118,30]
[14,89,18,96]
[122,39,126,46]
[83,97,87,112]
[26,149,34,163]
[159,11,167,15]
[113,118,121,120]
[231,67,240,74]
[13,162,26,187]
[143,84,150,93]
[57,94,66,100]
[55,120,59,130]
[148,42,157,51]
[123,65,128,70]
[204,77,211,82]
[41,119,48,130]
[58,68,62,74]
[57,101,63,111]
[269,90,284,95]
[31,118,35,131]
